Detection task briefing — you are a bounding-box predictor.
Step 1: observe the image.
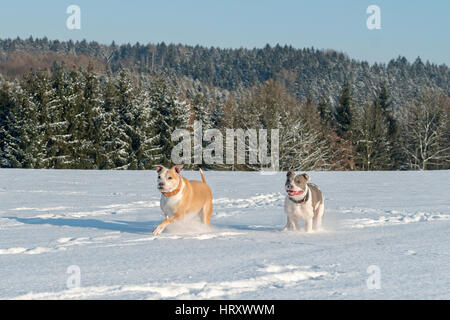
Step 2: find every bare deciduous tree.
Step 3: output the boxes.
[400,93,450,170]
[279,120,329,171]
[355,102,391,170]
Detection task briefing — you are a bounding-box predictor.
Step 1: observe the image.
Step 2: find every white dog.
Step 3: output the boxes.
[283,171,324,232]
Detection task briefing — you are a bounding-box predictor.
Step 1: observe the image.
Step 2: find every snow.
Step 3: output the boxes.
[0,169,449,299]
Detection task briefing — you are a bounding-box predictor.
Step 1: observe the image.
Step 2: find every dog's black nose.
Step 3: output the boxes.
[158,182,164,187]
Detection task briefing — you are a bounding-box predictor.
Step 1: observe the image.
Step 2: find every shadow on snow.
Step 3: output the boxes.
[6,216,158,234]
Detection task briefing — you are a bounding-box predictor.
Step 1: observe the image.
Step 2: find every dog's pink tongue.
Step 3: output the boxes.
[287,190,303,196]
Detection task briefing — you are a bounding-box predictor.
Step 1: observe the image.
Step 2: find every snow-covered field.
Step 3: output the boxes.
[0,169,449,299]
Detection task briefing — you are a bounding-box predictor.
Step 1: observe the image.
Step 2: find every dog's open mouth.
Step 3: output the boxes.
[286,189,303,196]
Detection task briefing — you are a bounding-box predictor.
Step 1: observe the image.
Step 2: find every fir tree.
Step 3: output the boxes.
[133,90,160,169]
[64,68,87,168]
[23,71,56,168]
[112,70,137,169]
[374,82,401,168]
[79,64,104,168]
[0,82,23,167]
[97,80,120,169]
[44,63,72,168]
[148,77,190,166]
[317,95,332,125]
[334,82,355,139]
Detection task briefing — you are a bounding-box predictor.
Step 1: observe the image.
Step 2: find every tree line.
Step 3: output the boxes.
[0,65,449,170]
[0,65,189,169]
[1,37,448,110]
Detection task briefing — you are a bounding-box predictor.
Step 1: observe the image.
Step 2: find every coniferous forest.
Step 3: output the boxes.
[0,37,449,170]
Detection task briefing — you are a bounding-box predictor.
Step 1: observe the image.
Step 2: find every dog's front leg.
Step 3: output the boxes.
[283,217,297,231]
[305,218,313,233]
[282,220,292,231]
[153,212,183,236]
[152,219,171,236]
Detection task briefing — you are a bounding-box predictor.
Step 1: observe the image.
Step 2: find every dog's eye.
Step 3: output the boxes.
[168,177,173,180]
[158,175,161,179]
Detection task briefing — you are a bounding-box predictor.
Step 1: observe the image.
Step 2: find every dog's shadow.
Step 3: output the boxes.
[6,217,281,235]
[220,224,280,232]
[5,216,159,234]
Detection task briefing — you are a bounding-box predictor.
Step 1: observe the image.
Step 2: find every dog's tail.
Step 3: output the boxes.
[199,168,206,183]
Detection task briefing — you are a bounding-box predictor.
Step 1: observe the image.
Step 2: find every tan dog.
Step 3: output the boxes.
[152,164,213,236]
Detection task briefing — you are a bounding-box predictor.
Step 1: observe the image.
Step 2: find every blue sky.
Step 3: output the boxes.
[0,0,449,65]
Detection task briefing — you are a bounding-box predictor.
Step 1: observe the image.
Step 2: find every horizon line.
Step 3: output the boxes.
[1,36,448,68]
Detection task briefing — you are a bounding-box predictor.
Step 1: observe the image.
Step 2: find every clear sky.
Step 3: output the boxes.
[0,0,449,65]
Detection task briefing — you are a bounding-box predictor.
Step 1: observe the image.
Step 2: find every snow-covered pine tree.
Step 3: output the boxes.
[97,79,120,169]
[58,68,83,168]
[63,68,89,168]
[334,82,356,139]
[111,70,136,169]
[44,63,72,168]
[374,82,401,169]
[22,71,56,168]
[78,64,104,169]
[317,95,333,125]
[188,90,209,169]
[130,88,160,169]
[0,81,25,167]
[148,77,190,166]
[210,100,226,129]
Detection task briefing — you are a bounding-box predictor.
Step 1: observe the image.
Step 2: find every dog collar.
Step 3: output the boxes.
[289,189,309,205]
[161,178,182,197]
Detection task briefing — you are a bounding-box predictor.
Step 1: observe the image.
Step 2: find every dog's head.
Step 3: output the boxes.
[154,164,183,193]
[285,171,309,197]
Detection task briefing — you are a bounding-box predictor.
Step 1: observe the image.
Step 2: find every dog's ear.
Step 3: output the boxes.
[154,165,164,173]
[301,173,310,181]
[287,170,295,178]
[174,164,184,174]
